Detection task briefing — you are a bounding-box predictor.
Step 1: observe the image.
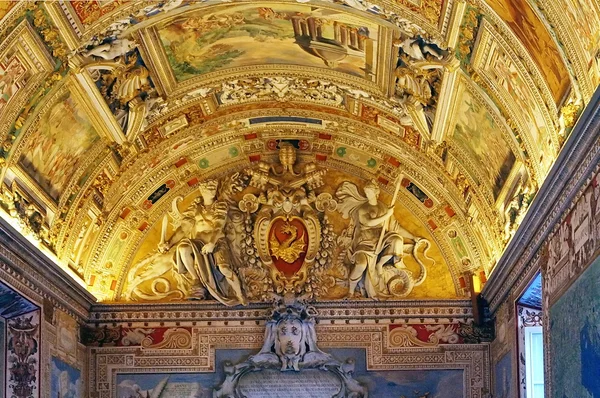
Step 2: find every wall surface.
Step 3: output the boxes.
[549,255,600,398]
[544,169,600,398]
[85,306,491,398]
[0,318,3,398]
[490,298,516,398]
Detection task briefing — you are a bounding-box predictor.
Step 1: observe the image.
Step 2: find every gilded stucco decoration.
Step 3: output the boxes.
[0,0,594,304]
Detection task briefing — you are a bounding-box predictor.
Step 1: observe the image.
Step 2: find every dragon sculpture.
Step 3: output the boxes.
[269,221,306,263]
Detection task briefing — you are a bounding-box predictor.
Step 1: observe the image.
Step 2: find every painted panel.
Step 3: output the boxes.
[158,4,382,82]
[116,348,464,397]
[484,0,571,104]
[51,357,82,398]
[482,41,554,173]
[55,310,78,358]
[6,310,40,398]
[559,0,600,86]
[545,171,600,304]
[0,55,27,113]
[0,318,4,395]
[493,351,512,398]
[18,88,101,201]
[550,255,600,398]
[70,0,126,26]
[450,82,516,199]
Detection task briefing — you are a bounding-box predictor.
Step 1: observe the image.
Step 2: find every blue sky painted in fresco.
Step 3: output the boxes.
[0,281,38,318]
[51,357,82,398]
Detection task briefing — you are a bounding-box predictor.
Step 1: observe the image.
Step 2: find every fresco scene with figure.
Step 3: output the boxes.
[485,45,554,173]
[484,0,571,103]
[158,4,382,82]
[0,56,26,113]
[18,87,101,201]
[449,82,516,199]
[51,357,82,398]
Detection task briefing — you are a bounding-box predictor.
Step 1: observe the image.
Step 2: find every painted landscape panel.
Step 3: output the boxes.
[19,89,100,201]
[451,83,516,199]
[550,255,600,398]
[158,4,381,82]
[51,357,82,398]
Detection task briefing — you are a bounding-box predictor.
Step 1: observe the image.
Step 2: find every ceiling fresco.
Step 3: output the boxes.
[0,0,596,304]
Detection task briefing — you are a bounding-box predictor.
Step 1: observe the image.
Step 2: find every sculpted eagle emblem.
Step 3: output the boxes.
[269,221,306,263]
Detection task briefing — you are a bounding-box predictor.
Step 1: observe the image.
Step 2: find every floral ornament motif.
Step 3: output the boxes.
[229,146,240,157]
[456,5,482,71]
[198,158,210,169]
[336,147,347,157]
[7,314,39,398]
[298,140,310,150]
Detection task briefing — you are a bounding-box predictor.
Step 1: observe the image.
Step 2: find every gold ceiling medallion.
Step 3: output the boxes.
[244,143,326,294]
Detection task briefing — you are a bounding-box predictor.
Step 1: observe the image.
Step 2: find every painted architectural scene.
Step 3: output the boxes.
[484,0,571,103]
[484,44,554,174]
[158,4,382,81]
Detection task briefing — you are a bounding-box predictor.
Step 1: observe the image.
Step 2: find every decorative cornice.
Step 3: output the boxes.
[89,299,473,325]
[482,86,600,313]
[0,217,95,320]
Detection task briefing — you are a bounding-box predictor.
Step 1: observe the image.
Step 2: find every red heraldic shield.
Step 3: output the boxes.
[268,217,308,277]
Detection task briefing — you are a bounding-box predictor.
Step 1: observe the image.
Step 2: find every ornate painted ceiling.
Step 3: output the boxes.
[0,0,597,303]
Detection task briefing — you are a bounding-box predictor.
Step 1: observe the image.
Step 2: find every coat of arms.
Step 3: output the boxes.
[244,143,328,292]
[269,217,307,276]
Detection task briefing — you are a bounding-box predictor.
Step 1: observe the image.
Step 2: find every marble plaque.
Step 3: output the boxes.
[238,369,342,398]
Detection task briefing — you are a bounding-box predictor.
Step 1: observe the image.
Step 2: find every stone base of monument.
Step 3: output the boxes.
[213,301,367,398]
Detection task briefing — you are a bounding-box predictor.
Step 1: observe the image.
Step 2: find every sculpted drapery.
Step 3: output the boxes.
[336,180,432,299]
[160,179,246,306]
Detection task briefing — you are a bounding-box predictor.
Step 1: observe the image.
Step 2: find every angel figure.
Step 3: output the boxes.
[336,180,432,299]
[84,38,137,60]
[159,179,246,305]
